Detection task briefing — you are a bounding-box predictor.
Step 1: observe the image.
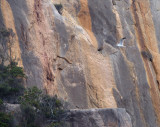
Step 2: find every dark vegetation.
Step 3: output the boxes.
[0,28,15,127]
[0,28,24,102]
[0,112,12,127]
[0,61,23,127]
[0,28,67,127]
[0,62,67,127]
[54,4,63,15]
[0,60,24,127]
[0,61,25,102]
[19,87,67,127]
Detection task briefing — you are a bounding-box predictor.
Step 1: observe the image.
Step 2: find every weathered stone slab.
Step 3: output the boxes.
[68,108,132,127]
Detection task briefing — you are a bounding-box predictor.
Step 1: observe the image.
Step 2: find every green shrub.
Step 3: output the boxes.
[19,86,41,109]
[0,112,12,127]
[20,104,37,127]
[47,122,62,127]
[0,61,25,102]
[0,99,3,110]
[0,99,3,105]
[19,87,67,127]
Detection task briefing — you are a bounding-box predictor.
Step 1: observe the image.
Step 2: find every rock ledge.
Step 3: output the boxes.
[68,108,132,127]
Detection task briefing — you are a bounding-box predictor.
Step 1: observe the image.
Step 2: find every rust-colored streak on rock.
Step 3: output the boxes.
[27,0,57,95]
[78,0,98,48]
[113,4,148,125]
[137,1,160,86]
[131,0,160,125]
[0,0,22,66]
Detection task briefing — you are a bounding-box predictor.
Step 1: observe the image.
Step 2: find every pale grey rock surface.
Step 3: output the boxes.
[150,0,160,51]
[68,108,132,127]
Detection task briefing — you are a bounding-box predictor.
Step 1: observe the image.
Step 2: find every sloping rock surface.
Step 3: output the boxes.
[68,108,132,127]
[4,104,132,127]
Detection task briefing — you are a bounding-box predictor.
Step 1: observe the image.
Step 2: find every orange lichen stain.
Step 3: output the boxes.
[113,6,147,125]
[131,0,160,125]
[78,0,98,48]
[1,0,22,66]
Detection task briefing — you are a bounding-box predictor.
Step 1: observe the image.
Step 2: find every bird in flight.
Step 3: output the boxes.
[116,37,126,47]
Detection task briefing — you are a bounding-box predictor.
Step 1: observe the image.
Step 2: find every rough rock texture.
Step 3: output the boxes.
[0,0,160,127]
[4,104,132,127]
[68,108,132,127]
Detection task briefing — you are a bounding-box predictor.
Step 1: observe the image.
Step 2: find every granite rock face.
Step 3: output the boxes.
[68,108,132,127]
[0,0,160,126]
[4,104,132,127]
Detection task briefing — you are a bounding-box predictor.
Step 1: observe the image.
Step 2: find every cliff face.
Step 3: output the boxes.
[0,0,160,126]
[4,104,132,127]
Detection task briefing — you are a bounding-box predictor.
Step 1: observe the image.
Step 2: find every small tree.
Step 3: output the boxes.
[0,112,12,127]
[0,61,25,102]
[19,87,67,127]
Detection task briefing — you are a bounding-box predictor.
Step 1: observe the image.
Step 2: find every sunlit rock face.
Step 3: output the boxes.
[0,0,160,126]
